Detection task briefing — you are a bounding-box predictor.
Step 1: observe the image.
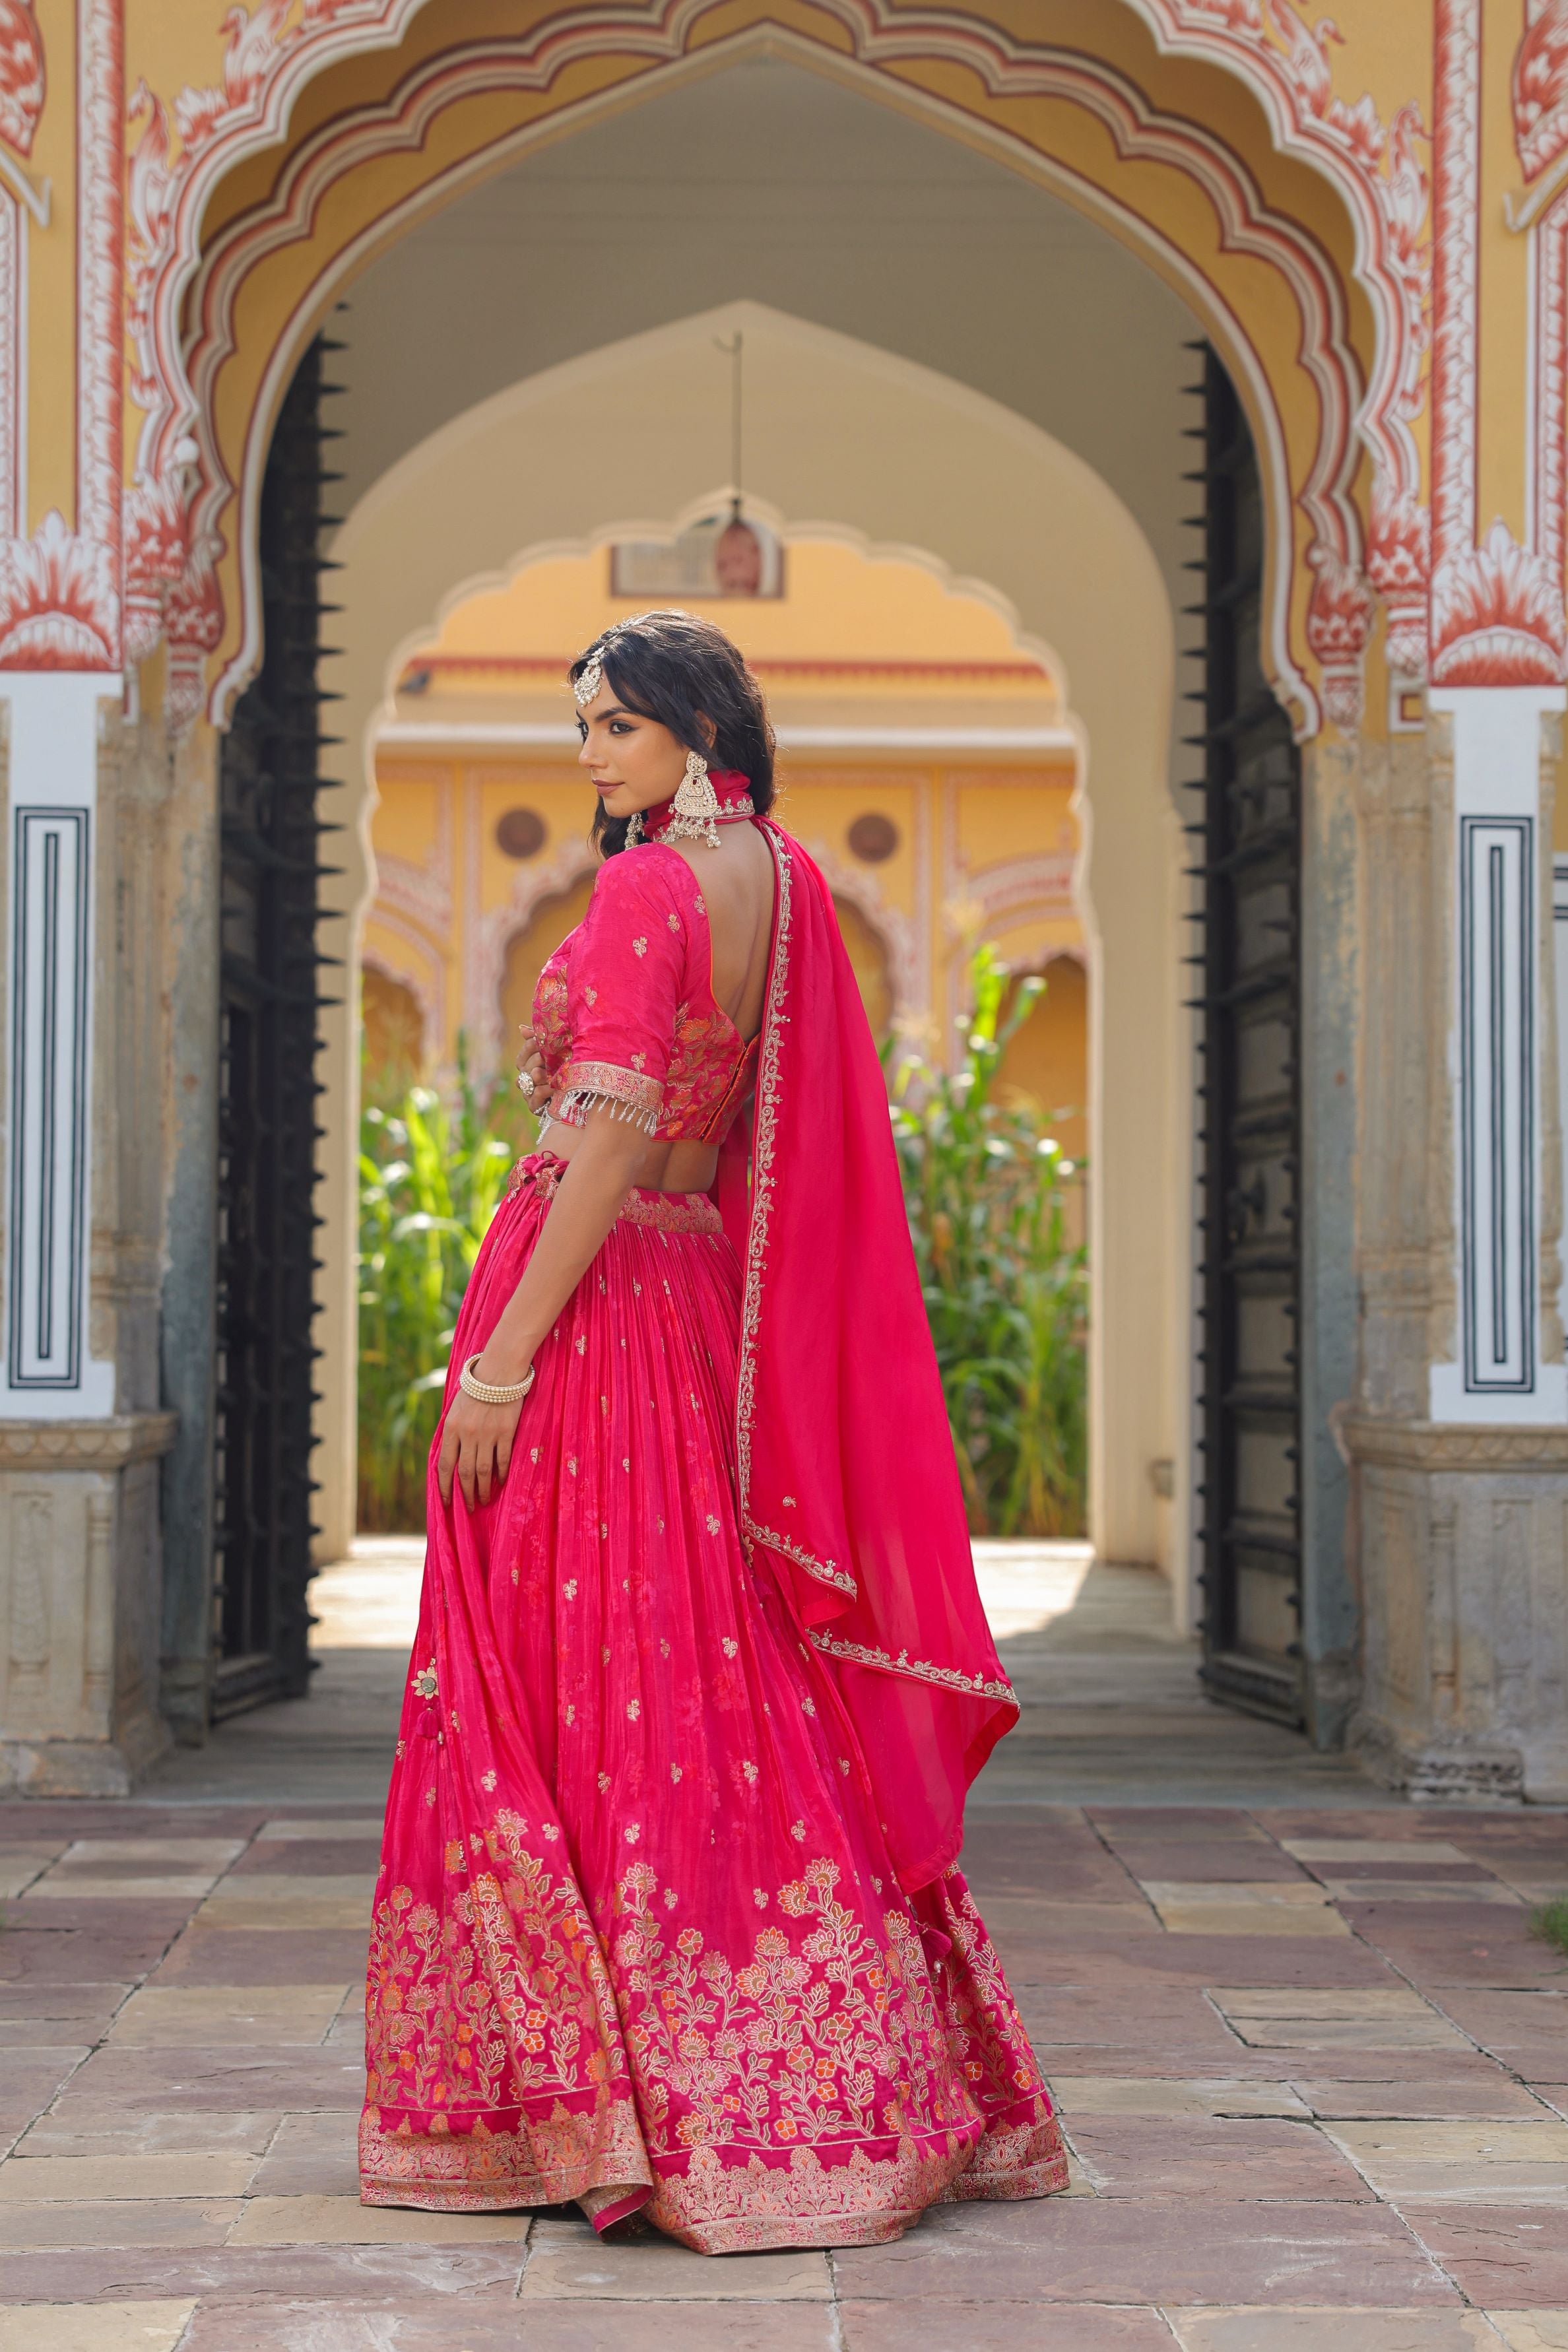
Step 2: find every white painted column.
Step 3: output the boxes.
[1429,686,1567,1424]
[1557,849,1568,1356]
[0,672,115,1418]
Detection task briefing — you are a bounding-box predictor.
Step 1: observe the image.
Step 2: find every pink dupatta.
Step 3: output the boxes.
[729,820,1018,1893]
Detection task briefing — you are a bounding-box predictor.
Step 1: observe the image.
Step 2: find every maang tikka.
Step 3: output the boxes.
[661,750,724,849]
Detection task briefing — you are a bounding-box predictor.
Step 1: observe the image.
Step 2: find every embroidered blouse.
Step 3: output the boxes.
[531,844,758,1144]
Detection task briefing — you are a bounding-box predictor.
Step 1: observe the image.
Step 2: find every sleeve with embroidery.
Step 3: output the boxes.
[554,850,690,1138]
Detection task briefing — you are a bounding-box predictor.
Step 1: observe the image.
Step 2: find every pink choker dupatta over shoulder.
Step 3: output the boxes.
[731,821,1018,1893]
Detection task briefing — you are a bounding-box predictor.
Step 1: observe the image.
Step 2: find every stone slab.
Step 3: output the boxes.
[226,2194,529,2246]
[0,1929,183,1982]
[1345,1912,1559,1988]
[1048,2077,1311,2118]
[248,2111,361,2198]
[15,2107,286,2158]
[0,2153,259,2202]
[1208,1988,1437,2020]
[0,2246,525,2302]
[1282,1843,1472,1866]
[1489,2318,1568,2350]
[1433,1993,1568,2052]
[1168,2312,1495,2350]
[1321,1881,1521,1907]
[0,2302,197,2352]
[65,2047,366,2110]
[107,1985,352,2046]
[147,1928,370,1987]
[195,1883,373,1931]
[1293,2080,1550,2121]
[186,2307,837,2351]
[1327,2119,1568,2203]
[0,2200,242,2250]
[1065,2115,1372,2201]
[1398,2208,1568,2304]
[256,1820,387,1841]
[19,1879,221,1903]
[54,1841,244,1870]
[1224,2017,1472,2052]
[830,2198,1457,2306]
[523,2220,830,2299]
[0,1986,132,2023]
[840,2304,1175,2350]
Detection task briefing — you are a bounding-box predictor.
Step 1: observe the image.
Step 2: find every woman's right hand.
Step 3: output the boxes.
[438,1385,525,1511]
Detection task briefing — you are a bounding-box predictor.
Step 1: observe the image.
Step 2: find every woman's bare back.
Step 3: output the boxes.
[665,820,776,1043]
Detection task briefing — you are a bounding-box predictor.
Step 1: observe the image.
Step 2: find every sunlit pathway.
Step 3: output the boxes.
[3,1550,1567,2349]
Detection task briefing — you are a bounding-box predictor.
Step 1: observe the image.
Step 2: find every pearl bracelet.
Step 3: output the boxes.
[457,1354,536,1406]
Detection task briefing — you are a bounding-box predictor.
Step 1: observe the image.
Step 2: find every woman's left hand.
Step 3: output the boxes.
[438,1386,525,1511]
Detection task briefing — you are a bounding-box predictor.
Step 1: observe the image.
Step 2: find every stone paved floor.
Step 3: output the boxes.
[3,1547,1568,2349]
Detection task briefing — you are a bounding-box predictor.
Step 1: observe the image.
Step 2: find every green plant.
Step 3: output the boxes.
[1532,1895,1568,1958]
[890,944,1088,1538]
[356,1042,531,1531]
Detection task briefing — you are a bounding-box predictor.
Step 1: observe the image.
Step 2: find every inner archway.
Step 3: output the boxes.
[327,304,1182,1604]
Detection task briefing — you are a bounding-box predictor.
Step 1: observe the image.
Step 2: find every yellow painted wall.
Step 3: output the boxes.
[366,540,1084,1086]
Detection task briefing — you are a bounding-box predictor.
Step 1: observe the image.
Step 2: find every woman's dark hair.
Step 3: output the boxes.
[570,609,776,857]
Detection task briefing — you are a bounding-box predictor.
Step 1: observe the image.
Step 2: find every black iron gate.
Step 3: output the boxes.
[1185,346,1305,1727]
[211,334,343,1720]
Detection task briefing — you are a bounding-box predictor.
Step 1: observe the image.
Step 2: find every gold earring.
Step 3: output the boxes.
[663,751,722,849]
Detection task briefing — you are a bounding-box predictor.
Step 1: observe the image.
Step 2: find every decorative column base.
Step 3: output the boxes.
[0,1414,178,1796]
[1344,1417,1568,1804]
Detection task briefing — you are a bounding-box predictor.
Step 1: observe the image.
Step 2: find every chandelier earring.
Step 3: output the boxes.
[663,750,723,849]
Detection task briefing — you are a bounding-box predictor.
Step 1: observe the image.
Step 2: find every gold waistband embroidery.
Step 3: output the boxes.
[507,1154,721,1236]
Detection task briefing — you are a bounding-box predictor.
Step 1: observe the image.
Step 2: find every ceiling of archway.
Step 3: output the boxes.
[331,58,1198,616]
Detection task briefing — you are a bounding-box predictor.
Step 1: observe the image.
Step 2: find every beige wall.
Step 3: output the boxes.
[326,301,1184,1588]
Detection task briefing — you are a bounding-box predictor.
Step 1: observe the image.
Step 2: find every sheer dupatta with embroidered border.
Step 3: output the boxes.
[725,820,1019,1896]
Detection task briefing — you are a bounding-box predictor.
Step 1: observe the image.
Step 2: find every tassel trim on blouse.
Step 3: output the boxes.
[553,1060,664,1138]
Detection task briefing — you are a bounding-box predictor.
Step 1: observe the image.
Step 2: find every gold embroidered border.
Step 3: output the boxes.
[556,1059,664,1137]
[809,1627,1019,1709]
[743,1514,856,1596]
[358,2097,649,2214]
[733,827,792,1532]
[619,1189,723,1235]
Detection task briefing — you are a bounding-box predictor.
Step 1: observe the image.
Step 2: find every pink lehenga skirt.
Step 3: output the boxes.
[360,1152,1067,2252]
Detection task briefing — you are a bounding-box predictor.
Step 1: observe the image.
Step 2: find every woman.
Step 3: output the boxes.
[360,610,1067,2252]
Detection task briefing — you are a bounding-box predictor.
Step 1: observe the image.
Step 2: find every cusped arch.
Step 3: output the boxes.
[309,303,1185,1588]
[127,0,1420,737]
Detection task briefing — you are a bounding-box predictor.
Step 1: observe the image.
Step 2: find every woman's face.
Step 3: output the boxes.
[576,677,696,818]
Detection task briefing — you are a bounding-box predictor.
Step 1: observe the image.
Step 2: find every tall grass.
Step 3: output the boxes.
[890,944,1088,1538]
[356,1047,530,1532]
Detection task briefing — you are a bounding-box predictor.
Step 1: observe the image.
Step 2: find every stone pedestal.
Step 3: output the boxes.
[0,1414,178,1794]
[1346,1416,1568,1802]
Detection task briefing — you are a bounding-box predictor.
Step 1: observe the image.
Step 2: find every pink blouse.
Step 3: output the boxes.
[531,843,758,1145]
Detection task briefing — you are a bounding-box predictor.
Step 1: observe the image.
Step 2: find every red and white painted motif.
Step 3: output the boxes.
[1306,546,1375,727]
[193,25,1362,736]
[119,0,1447,725]
[141,0,1391,733]
[1133,0,1433,682]
[1515,0,1568,183]
[1433,0,1564,684]
[0,0,45,159]
[0,0,120,671]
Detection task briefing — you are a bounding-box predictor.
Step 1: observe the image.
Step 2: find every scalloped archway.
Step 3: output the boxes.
[317,303,1183,1594]
[121,0,1419,740]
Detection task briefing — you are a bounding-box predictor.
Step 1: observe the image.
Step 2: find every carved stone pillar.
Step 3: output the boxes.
[0,1414,176,1792]
[0,676,178,1791]
[1348,695,1568,1800]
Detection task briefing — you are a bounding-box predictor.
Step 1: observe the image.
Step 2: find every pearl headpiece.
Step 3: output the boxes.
[573,639,613,707]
